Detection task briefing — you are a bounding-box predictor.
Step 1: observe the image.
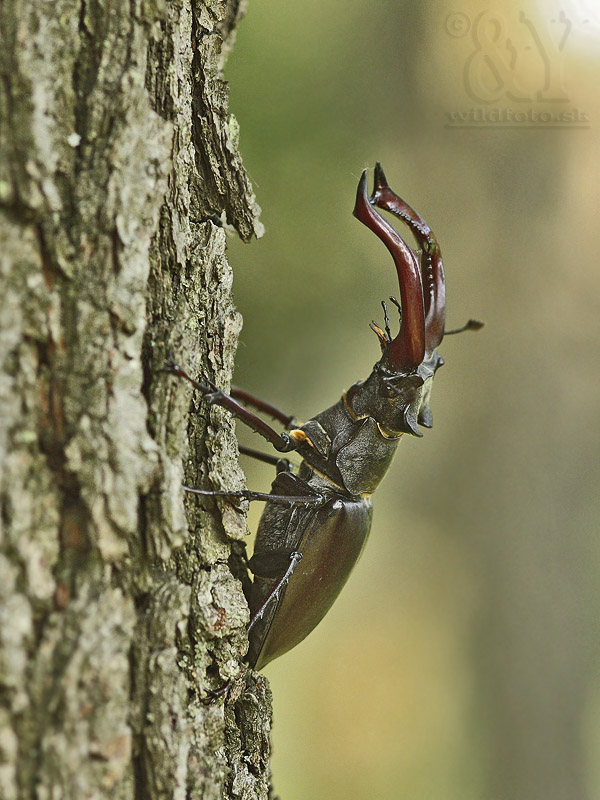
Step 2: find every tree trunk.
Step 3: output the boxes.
[0,2,273,798]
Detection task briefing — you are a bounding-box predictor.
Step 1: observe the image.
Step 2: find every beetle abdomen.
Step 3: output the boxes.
[248,479,372,670]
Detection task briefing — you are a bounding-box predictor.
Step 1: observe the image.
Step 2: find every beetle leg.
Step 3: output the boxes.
[202,680,232,704]
[238,445,295,474]
[203,548,306,700]
[164,354,298,453]
[183,486,326,506]
[247,551,303,633]
[230,386,296,428]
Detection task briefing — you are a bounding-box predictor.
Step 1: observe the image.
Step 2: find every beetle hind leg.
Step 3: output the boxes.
[247,550,303,633]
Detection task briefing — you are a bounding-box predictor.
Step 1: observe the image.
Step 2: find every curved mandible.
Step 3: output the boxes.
[371,162,446,352]
[353,170,426,372]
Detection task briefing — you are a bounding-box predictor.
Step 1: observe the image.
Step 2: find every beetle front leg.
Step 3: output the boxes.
[164,355,298,453]
[230,386,296,428]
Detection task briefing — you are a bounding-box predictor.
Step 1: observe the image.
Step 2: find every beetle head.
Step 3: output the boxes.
[350,164,446,436]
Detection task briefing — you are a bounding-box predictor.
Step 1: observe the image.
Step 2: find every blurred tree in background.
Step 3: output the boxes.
[226,2,600,798]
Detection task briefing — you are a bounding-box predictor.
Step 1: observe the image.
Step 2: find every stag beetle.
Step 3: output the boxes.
[167,164,480,677]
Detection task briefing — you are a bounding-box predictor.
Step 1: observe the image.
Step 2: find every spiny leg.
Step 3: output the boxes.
[184,486,325,506]
[247,551,303,634]
[164,354,297,453]
[238,445,294,474]
[230,386,295,427]
[201,549,304,704]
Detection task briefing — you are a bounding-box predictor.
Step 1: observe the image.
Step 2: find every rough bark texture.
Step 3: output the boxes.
[0,1,273,798]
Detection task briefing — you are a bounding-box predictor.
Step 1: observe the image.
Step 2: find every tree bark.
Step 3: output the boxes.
[0,1,272,798]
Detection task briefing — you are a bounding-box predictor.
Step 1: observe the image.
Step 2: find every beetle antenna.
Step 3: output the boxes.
[370,321,388,352]
[381,300,392,342]
[388,295,402,320]
[445,319,484,335]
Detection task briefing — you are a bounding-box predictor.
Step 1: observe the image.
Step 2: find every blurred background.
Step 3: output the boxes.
[225,2,600,798]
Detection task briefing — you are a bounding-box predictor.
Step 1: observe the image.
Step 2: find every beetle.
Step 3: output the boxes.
[167,164,481,677]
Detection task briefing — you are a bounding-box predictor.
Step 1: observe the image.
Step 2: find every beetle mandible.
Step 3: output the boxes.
[167,164,480,675]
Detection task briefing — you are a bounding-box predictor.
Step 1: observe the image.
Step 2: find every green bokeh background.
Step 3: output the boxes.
[225,2,600,798]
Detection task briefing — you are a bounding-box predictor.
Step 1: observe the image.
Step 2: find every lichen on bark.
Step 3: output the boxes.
[0,1,272,798]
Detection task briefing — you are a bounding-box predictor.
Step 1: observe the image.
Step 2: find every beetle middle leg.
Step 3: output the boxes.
[183,442,325,507]
[237,445,294,474]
